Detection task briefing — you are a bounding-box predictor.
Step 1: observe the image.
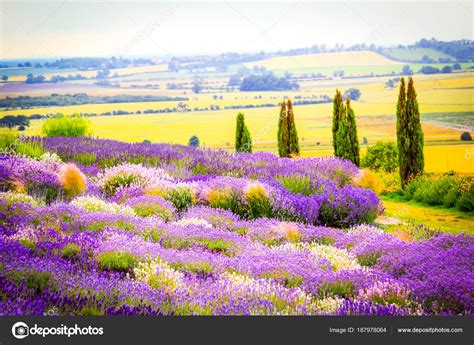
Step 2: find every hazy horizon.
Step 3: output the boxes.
[1,0,473,59]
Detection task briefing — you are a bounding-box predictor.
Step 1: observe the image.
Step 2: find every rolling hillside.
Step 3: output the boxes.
[245,51,401,70]
[382,47,456,62]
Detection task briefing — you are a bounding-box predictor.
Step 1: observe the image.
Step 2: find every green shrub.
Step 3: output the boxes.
[74,152,97,166]
[460,132,472,141]
[403,174,428,200]
[165,188,195,212]
[318,280,355,298]
[277,175,313,195]
[262,270,303,288]
[42,113,91,137]
[0,129,17,152]
[103,174,143,197]
[357,251,382,267]
[402,173,473,212]
[246,190,272,218]
[132,203,174,221]
[0,131,44,158]
[97,251,137,272]
[16,139,45,159]
[361,141,398,173]
[421,176,458,206]
[61,243,82,259]
[188,135,200,147]
[457,185,474,212]
[25,270,52,293]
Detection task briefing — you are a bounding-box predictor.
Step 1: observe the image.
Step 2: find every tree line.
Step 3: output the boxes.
[232,76,425,188]
[0,94,188,109]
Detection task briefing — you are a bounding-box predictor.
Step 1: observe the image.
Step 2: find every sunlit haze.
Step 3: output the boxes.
[1,0,473,59]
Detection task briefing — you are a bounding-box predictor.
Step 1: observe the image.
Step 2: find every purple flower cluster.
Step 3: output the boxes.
[0,137,472,316]
[12,137,382,227]
[1,194,472,316]
[38,136,358,183]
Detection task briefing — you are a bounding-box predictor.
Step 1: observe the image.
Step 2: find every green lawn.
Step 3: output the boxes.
[380,197,474,235]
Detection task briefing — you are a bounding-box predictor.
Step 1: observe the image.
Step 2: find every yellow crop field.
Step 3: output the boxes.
[3,69,472,173]
[23,106,464,146]
[424,144,474,173]
[2,74,473,117]
[23,108,472,173]
[245,51,401,70]
[300,145,474,173]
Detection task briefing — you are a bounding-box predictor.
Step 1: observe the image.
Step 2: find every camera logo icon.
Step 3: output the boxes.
[12,322,29,339]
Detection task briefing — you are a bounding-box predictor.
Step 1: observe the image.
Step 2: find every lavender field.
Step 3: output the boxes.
[0,137,472,316]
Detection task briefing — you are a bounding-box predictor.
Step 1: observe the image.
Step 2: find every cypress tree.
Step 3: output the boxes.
[235,112,252,152]
[287,100,300,156]
[332,89,344,156]
[277,101,289,157]
[331,91,360,166]
[344,98,360,166]
[397,77,424,188]
[405,77,424,181]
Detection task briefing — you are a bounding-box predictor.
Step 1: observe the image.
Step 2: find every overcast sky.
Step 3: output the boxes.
[1,0,473,59]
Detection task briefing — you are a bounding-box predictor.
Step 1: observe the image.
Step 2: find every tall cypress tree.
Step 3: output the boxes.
[235,112,252,152]
[344,98,360,166]
[397,77,424,188]
[277,101,289,157]
[405,77,424,180]
[331,91,360,166]
[332,89,344,157]
[287,100,300,156]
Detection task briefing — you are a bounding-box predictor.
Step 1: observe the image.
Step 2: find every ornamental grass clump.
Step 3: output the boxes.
[58,163,87,198]
[273,222,302,243]
[244,181,272,218]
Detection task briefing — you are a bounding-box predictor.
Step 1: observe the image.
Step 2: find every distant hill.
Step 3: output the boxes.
[382,48,456,63]
[244,51,400,70]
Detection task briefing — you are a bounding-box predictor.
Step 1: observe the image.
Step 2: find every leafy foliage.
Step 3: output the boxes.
[188,135,200,147]
[42,114,91,137]
[0,115,30,129]
[361,142,398,173]
[240,73,299,91]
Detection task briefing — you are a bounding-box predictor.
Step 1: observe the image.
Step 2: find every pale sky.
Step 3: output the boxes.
[1,0,473,59]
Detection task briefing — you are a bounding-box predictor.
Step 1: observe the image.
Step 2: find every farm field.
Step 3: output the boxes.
[20,111,474,173]
[243,50,473,76]
[245,51,401,69]
[2,64,169,82]
[382,47,456,62]
[2,72,472,113]
[19,109,468,144]
[4,71,473,173]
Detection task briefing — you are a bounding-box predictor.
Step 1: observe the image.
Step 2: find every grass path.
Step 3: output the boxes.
[380,198,474,235]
